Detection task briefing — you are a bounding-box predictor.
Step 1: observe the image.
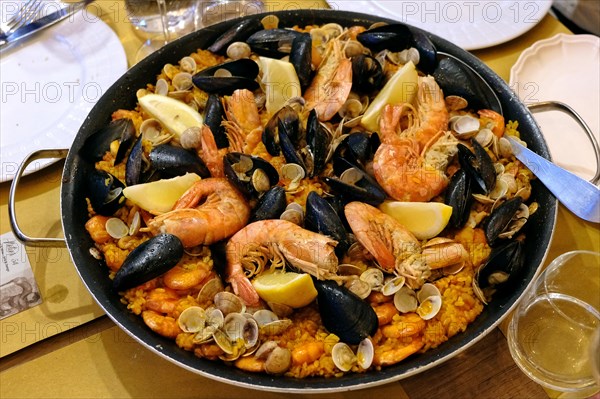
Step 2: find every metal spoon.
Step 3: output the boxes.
[508,136,600,223]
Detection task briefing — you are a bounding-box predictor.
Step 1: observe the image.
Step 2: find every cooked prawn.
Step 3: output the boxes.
[223,89,264,154]
[162,260,211,291]
[411,76,449,149]
[226,219,338,306]
[142,310,181,339]
[344,201,420,274]
[478,109,505,137]
[372,337,424,367]
[304,39,353,122]
[199,125,224,177]
[147,178,250,248]
[373,103,449,202]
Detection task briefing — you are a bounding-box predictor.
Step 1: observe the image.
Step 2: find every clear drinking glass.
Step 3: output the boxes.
[507,250,600,394]
[196,0,264,28]
[126,0,198,39]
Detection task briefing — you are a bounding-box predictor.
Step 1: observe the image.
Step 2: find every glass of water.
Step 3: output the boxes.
[196,0,264,28]
[508,250,600,394]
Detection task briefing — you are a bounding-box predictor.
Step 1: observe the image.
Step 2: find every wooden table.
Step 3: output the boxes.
[1,1,598,398]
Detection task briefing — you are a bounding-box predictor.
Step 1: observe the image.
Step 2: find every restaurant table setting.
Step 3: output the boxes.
[1,1,599,398]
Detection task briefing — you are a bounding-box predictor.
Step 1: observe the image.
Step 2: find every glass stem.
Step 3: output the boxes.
[157,0,170,44]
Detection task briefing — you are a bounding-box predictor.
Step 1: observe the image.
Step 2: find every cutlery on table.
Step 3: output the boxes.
[0,0,94,50]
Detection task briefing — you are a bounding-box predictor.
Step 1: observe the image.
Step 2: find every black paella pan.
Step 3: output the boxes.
[10,9,556,393]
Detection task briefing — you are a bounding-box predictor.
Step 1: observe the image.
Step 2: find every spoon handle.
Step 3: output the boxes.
[508,137,600,223]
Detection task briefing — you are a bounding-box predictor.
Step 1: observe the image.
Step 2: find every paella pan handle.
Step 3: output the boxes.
[528,101,600,185]
[9,149,69,247]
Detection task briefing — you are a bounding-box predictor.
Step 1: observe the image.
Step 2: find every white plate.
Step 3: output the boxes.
[330,0,552,50]
[510,34,600,182]
[0,7,127,182]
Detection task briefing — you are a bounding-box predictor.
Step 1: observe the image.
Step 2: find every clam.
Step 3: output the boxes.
[475,127,494,148]
[105,217,129,239]
[155,78,169,96]
[279,204,304,225]
[264,347,292,375]
[356,338,374,369]
[177,306,206,333]
[344,277,372,299]
[214,291,246,315]
[162,63,178,79]
[416,295,442,320]
[227,42,252,60]
[381,276,406,296]
[179,56,196,73]
[141,118,171,146]
[171,72,193,91]
[338,263,366,276]
[393,286,418,313]
[332,342,357,372]
[417,283,441,303]
[360,268,384,291]
[197,277,224,303]
[253,309,278,326]
[128,211,141,236]
[179,126,202,150]
[451,115,480,138]
[267,302,293,318]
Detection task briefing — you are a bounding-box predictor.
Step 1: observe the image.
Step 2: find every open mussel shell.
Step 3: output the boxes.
[304,191,351,255]
[112,234,184,291]
[223,152,279,197]
[125,136,144,186]
[313,279,378,345]
[246,28,302,57]
[305,109,331,177]
[483,197,524,246]
[149,144,210,179]
[192,59,260,95]
[207,17,263,54]
[457,139,496,195]
[262,105,300,156]
[80,118,135,163]
[324,163,386,206]
[351,54,384,93]
[475,237,525,303]
[289,33,312,89]
[86,170,126,216]
[357,23,412,53]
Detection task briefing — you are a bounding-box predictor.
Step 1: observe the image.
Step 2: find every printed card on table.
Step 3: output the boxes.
[0,231,42,319]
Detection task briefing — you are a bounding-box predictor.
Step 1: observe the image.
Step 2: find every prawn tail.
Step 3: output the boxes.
[200,125,224,178]
[230,274,260,307]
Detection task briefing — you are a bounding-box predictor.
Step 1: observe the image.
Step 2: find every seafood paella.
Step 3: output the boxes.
[82,17,536,378]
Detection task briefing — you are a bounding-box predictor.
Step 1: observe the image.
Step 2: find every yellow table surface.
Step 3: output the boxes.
[1,1,598,398]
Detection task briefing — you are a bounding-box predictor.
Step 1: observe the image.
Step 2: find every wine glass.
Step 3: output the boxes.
[126,0,198,62]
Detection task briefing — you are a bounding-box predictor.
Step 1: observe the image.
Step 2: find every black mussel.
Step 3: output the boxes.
[192,59,259,95]
[305,192,351,256]
[207,17,263,54]
[262,105,300,156]
[475,237,525,303]
[125,136,143,186]
[458,140,496,194]
[483,197,524,246]
[113,234,184,291]
[313,279,378,344]
[305,109,331,177]
[279,122,307,172]
[246,28,302,57]
[357,23,412,53]
[80,118,135,163]
[351,54,384,93]
[410,28,437,74]
[445,169,473,229]
[433,53,502,114]
[324,171,386,207]
[249,186,287,223]
[149,145,210,178]
[223,152,279,197]
[87,170,126,216]
[204,94,228,149]
[290,33,312,89]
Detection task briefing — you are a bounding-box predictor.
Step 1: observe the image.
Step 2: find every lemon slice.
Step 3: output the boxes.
[258,56,301,116]
[138,94,203,138]
[360,61,419,132]
[123,173,201,213]
[252,272,317,308]
[379,201,453,240]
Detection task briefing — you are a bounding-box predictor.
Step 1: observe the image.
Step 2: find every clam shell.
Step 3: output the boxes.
[338,263,366,276]
[106,217,128,239]
[332,342,357,372]
[280,163,305,181]
[128,211,141,236]
[417,283,441,303]
[177,306,206,333]
[360,268,384,291]
[416,295,442,320]
[197,277,224,303]
[356,338,374,369]
[345,277,372,299]
[253,309,279,327]
[214,291,245,315]
[171,72,193,91]
[393,286,418,313]
[179,56,197,74]
[227,42,252,60]
[451,115,480,138]
[260,319,293,336]
[381,276,406,296]
[155,78,169,96]
[264,347,292,375]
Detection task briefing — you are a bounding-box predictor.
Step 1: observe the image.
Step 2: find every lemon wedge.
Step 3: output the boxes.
[379,201,453,240]
[138,94,203,138]
[123,173,201,213]
[252,272,317,308]
[258,56,301,116]
[360,61,419,132]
